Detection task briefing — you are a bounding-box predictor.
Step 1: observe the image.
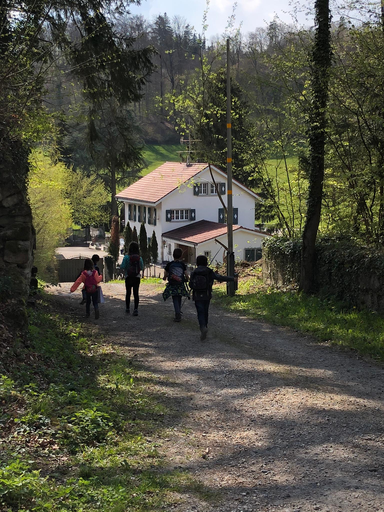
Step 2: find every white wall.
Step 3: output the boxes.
[194,229,269,265]
[161,167,256,230]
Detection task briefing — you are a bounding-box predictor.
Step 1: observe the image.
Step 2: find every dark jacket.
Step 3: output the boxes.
[190,265,234,300]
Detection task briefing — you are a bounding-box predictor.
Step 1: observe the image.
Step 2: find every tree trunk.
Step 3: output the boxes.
[110,164,117,219]
[300,0,332,293]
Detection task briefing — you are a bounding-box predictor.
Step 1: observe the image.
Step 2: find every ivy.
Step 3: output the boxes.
[264,235,384,312]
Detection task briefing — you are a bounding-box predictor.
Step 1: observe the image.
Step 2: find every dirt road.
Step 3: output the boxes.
[49,281,384,512]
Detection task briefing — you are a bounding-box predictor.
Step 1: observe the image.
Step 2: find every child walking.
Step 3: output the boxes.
[71,258,103,319]
[162,248,190,322]
[189,255,235,340]
[80,254,101,305]
[120,241,144,316]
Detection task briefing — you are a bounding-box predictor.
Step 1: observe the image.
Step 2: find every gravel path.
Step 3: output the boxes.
[49,281,384,512]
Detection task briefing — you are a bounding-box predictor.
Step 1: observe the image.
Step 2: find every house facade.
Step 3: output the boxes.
[116,162,270,264]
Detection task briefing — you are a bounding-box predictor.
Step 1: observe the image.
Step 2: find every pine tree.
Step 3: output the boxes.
[139,222,149,266]
[150,231,159,264]
[132,226,138,243]
[123,222,132,254]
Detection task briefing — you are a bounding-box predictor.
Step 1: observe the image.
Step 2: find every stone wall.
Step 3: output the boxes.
[0,136,35,315]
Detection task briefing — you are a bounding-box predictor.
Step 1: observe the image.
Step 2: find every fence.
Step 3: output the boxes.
[58,258,164,283]
[57,258,105,283]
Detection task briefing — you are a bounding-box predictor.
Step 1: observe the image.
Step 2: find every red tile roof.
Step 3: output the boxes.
[163,220,268,245]
[116,162,208,204]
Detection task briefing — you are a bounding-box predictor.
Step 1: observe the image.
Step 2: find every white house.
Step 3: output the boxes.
[115,162,270,264]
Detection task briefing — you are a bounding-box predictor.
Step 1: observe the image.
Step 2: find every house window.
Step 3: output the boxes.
[133,204,137,222]
[168,243,172,256]
[194,182,226,196]
[148,207,152,225]
[244,248,262,262]
[204,250,211,261]
[128,204,132,221]
[166,209,195,222]
[194,183,208,195]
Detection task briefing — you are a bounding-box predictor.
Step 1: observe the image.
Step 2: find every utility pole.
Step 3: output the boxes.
[226,38,235,296]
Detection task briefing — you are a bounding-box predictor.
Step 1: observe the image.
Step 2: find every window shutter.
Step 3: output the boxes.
[154,208,157,226]
[218,208,225,223]
[190,209,196,221]
[233,208,238,224]
[219,183,226,195]
[148,207,152,225]
[166,210,172,222]
[133,205,136,222]
[143,206,146,223]
[193,184,200,195]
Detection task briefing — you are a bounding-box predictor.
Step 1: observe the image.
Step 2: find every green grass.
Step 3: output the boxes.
[214,277,384,361]
[142,145,183,174]
[0,293,213,511]
[265,156,299,175]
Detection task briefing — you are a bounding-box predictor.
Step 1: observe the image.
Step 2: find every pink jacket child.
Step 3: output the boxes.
[70,258,103,319]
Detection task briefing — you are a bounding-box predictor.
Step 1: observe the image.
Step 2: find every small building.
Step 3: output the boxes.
[116,162,270,264]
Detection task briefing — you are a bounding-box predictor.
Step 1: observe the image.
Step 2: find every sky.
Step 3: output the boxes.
[129,0,314,40]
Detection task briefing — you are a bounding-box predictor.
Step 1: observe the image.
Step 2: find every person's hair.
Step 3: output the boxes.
[91,254,100,264]
[84,258,94,271]
[196,255,208,267]
[128,241,140,255]
[173,248,182,259]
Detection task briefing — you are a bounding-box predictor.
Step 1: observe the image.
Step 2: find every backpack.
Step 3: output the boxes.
[83,270,98,293]
[126,254,141,277]
[168,261,185,285]
[190,267,211,298]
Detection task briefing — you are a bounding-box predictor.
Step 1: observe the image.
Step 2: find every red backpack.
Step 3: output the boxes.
[83,270,98,293]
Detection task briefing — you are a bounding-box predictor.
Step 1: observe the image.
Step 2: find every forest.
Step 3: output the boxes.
[1,0,384,291]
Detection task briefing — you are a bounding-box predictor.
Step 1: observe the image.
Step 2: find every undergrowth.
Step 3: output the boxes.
[214,278,384,361]
[0,294,209,511]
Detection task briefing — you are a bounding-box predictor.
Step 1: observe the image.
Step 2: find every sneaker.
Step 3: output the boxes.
[133,309,138,316]
[126,309,130,314]
[174,314,181,322]
[80,299,86,305]
[95,309,100,320]
[200,326,208,341]
[86,312,90,318]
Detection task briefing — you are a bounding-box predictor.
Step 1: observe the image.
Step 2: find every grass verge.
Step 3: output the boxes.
[142,145,183,174]
[214,277,384,362]
[0,293,210,511]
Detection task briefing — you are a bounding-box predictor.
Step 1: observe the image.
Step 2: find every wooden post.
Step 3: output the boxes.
[226,38,235,296]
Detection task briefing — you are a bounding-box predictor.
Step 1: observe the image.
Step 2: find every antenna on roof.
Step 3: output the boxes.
[178,132,201,166]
